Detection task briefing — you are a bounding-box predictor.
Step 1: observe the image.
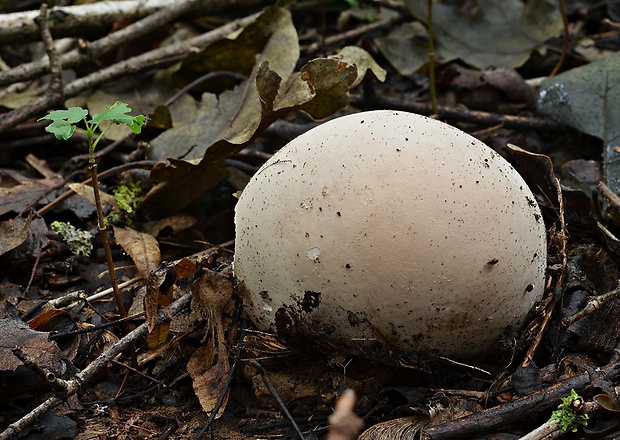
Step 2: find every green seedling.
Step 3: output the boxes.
[39,102,146,325]
[549,389,589,433]
[50,221,93,257]
[38,102,146,151]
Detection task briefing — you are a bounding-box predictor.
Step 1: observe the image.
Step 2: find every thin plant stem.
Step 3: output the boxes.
[89,158,137,367]
[427,0,438,116]
[88,160,127,319]
[550,0,569,76]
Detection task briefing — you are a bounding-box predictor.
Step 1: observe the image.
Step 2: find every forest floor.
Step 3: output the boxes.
[1,0,620,439]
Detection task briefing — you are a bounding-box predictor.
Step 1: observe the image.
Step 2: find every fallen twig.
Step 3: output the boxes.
[423,361,620,439]
[0,0,200,87]
[0,292,192,440]
[351,93,565,133]
[519,419,563,440]
[0,11,260,133]
[0,0,270,45]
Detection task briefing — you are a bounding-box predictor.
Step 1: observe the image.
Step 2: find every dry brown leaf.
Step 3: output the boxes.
[0,176,62,216]
[0,213,32,256]
[141,214,197,237]
[187,335,229,418]
[68,182,118,211]
[187,268,234,416]
[0,316,64,376]
[190,267,233,315]
[143,258,197,349]
[113,226,161,279]
[144,264,176,346]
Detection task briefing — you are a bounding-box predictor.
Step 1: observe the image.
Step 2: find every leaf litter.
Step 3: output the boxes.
[1,1,620,439]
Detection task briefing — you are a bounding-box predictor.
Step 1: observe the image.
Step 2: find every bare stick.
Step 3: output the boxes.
[519,420,562,440]
[0,0,200,87]
[250,360,305,440]
[0,293,192,440]
[351,93,565,133]
[0,12,260,133]
[562,284,620,327]
[423,360,620,439]
[0,0,270,45]
[33,4,63,102]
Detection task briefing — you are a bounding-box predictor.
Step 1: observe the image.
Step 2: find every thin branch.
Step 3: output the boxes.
[562,285,620,327]
[0,12,260,133]
[0,0,270,45]
[0,293,192,440]
[424,361,620,439]
[249,360,305,440]
[352,93,565,133]
[33,4,63,102]
[549,0,569,77]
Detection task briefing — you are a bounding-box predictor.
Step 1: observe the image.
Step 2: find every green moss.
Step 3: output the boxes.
[51,221,93,257]
[113,180,143,215]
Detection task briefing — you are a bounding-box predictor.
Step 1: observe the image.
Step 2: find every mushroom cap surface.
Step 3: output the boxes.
[234,110,546,362]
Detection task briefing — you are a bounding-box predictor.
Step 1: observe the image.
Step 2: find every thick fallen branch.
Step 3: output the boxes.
[0,292,192,440]
[0,11,260,133]
[0,0,201,87]
[0,0,269,45]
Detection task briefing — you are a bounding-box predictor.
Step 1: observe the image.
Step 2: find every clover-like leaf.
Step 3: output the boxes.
[38,107,89,140]
[92,101,147,134]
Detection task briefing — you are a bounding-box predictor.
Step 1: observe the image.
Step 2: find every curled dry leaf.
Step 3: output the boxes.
[0,213,32,257]
[187,267,234,417]
[143,258,195,350]
[141,6,385,216]
[148,6,299,162]
[113,226,161,279]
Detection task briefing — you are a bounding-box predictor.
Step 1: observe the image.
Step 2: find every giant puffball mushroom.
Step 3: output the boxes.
[234,110,546,363]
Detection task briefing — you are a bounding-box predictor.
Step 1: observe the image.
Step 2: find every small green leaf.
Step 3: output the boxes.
[38,107,88,140]
[44,120,78,140]
[39,107,88,124]
[92,101,147,134]
[127,115,147,134]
